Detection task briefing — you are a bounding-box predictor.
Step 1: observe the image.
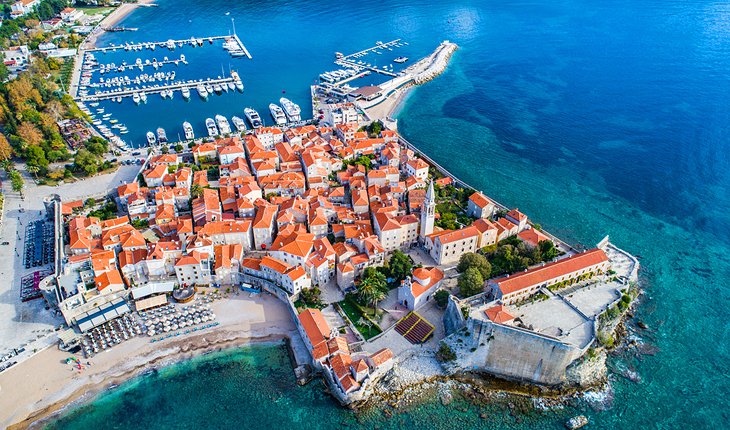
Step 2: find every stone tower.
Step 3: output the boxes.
[420,180,436,239]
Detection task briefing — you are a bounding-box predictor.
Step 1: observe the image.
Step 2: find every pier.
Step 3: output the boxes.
[85,34,252,60]
[86,56,187,75]
[334,39,403,78]
[76,76,238,102]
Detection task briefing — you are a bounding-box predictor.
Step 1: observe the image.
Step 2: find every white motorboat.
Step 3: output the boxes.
[183,121,194,140]
[156,127,167,143]
[244,108,263,128]
[206,118,219,137]
[197,83,208,99]
[269,103,287,125]
[181,87,191,99]
[215,115,231,134]
[146,131,156,145]
[279,97,301,122]
[231,116,246,132]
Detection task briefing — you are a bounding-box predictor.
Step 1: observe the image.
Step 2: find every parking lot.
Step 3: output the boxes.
[0,161,141,357]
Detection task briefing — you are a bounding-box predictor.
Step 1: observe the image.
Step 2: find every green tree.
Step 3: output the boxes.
[174,143,183,153]
[538,240,557,261]
[356,278,386,316]
[388,250,413,284]
[434,290,450,308]
[436,342,456,362]
[74,149,99,176]
[86,139,106,156]
[161,145,169,154]
[9,170,24,196]
[456,252,491,279]
[190,183,203,199]
[300,287,322,307]
[361,267,387,290]
[367,120,383,137]
[0,63,8,83]
[457,267,484,298]
[26,164,39,179]
[437,212,458,230]
[25,145,49,174]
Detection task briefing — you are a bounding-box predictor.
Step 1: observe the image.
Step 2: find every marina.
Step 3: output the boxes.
[334,39,404,78]
[84,34,251,60]
[76,75,242,102]
[71,30,254,147]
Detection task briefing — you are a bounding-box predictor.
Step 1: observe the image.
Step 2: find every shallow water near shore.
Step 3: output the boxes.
[43,344,581,430]
[45,0,729,428]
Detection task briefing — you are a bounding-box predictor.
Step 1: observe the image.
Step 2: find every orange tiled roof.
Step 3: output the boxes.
[469,192,493,208]
[368,348,393,367]
[298,308,331,349]
[493,248,609,295]
[409,266,444,298]
[485,304,515,324]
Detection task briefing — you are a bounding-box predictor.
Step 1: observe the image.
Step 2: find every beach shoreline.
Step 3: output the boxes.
[362,85,414,125]
[18,334,290,430]
[1,294,298,430]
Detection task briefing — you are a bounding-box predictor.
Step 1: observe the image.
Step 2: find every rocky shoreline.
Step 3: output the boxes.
[350,289,647,419]
[10,289,646,429]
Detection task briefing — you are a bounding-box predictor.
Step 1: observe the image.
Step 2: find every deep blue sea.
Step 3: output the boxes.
[50,0,729,428]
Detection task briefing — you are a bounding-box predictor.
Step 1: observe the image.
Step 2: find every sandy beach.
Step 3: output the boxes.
[0,294,299,430]
[83,0,156,48]
[70,0,155,97]
[363,85,414,124]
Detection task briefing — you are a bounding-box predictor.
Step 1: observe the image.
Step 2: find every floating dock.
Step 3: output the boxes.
[85,34,252,60]
[77,77,238,102]
[334,39,402,78]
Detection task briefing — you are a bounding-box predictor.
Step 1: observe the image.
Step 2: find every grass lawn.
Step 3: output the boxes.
[76,6,115,16]
[337,295,382,340]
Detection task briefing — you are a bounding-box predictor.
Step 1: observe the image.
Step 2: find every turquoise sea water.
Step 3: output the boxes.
[49,0,729,428]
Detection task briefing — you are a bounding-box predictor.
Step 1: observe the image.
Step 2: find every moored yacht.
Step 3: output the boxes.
[244,107,263,128]
[231,116,246,132]
[206,118,219,137]
[183,121,194,140]
[215,115,231,134]
[156,127,167,143]
[146,131,156,145]
[279,97,301,122]
[181,87,191,99]
[139,91,147,103]
[197,83,208,99]
[394,56,408,63]
[269,103,287,125]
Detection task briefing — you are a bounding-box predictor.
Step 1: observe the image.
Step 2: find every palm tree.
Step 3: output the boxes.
[26,164,39,180]
[357,278,386,316]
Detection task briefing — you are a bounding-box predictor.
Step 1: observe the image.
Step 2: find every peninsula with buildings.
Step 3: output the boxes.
[0,3,640,428]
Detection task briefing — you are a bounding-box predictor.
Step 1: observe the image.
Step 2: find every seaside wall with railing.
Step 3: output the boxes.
[396,133,580,254]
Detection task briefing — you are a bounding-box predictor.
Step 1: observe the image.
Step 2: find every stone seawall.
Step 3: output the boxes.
[444,299,581,386]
